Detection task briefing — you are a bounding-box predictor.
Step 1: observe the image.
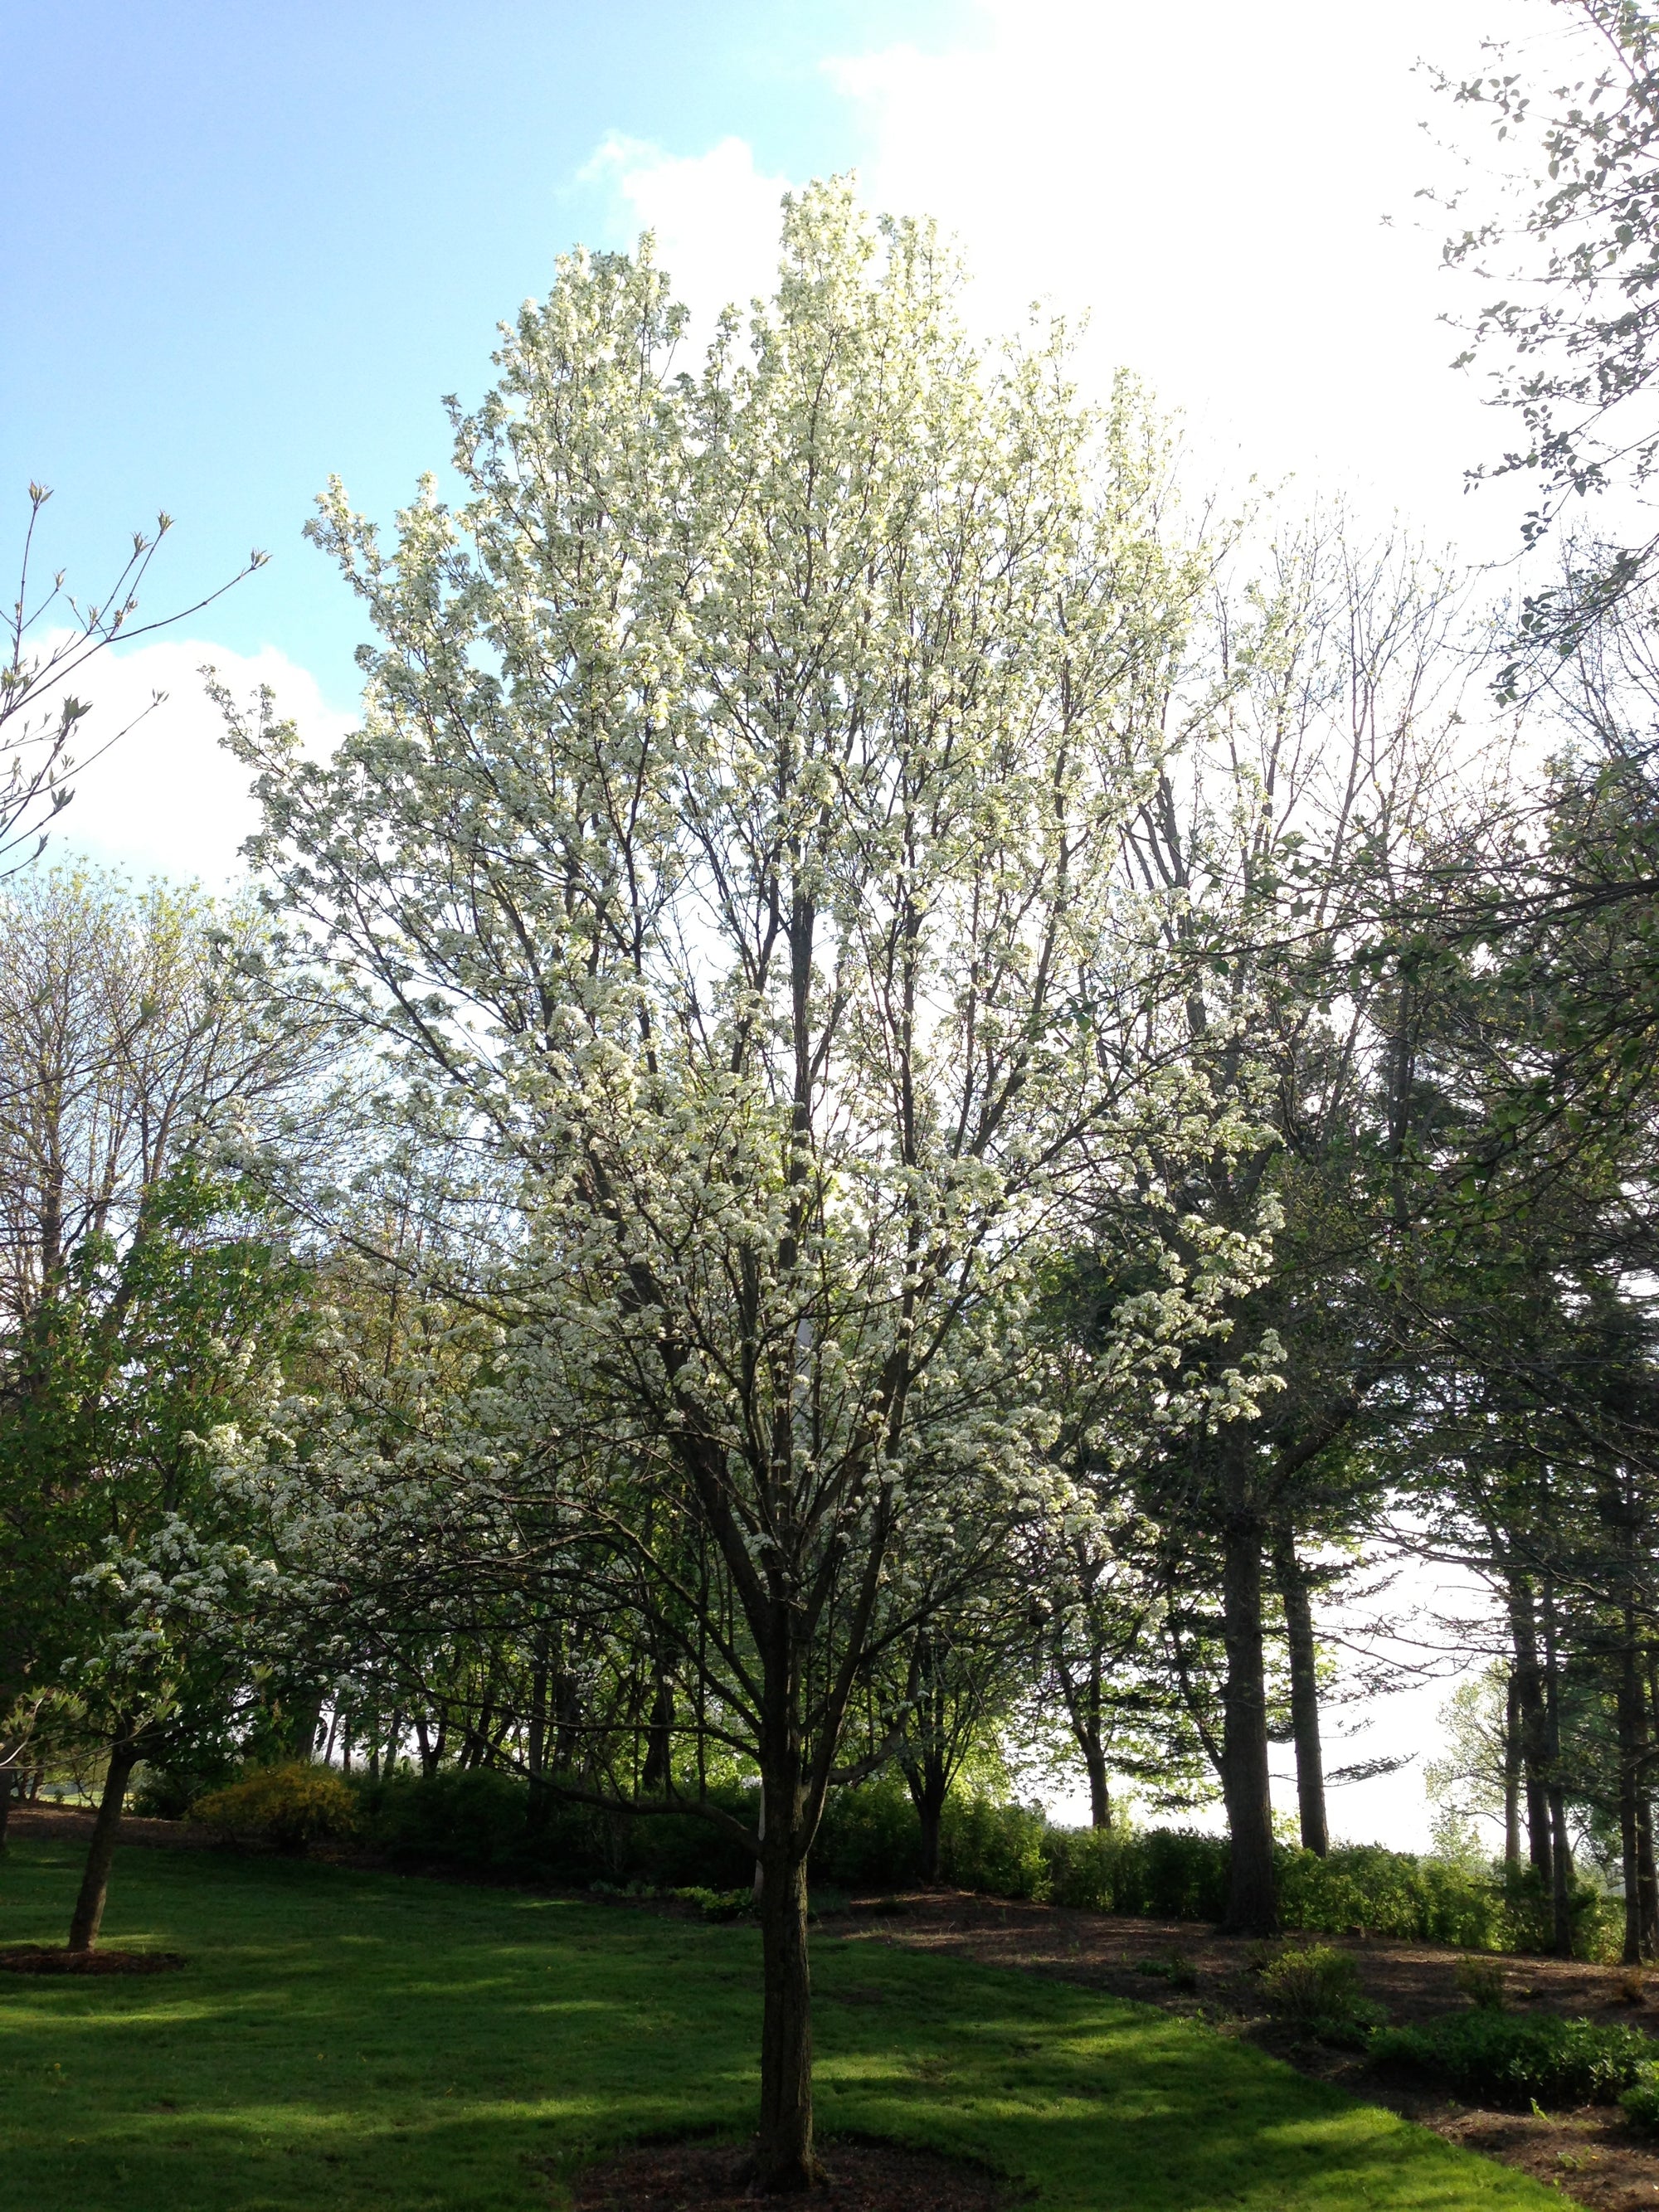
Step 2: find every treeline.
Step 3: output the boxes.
[8,139,1659,2185]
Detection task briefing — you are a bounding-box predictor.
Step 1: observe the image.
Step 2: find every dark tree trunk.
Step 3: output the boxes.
[1542,1583,1573,1958]
[528,1636,550,1831]
[1507,1580,1553,1885]
[1220,1513,1277,1934]
[752,1772,820,2192]
[67,1734,139,1956]
[0,1765,13,1853]
[1639,1794,1659,1958]
[641,1672,674,1795]
[1618,1623,1650,1963]
[1503,1671,1522,1870]
[905,1763,947,1883]
[1082,1734,1111,1830]
[1273,1536,1327,1857]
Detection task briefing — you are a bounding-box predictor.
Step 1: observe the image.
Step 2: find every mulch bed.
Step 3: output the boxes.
[830,1891,1659,2212]
[568,2138,1013,2210]
[0,1943,187,1976]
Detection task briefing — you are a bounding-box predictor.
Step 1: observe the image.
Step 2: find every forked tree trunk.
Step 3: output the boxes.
[67,1733,139,1956]
[1273,1537,1328,1857]
[1220,1514,1277,1934]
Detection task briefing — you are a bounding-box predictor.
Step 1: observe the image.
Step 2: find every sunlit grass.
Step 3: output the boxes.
[0,1839,1554,2210]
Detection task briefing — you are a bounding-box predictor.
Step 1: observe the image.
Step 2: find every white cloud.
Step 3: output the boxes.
[580,132,792,336]
[28,635,353,891]
[824,0,1564,557]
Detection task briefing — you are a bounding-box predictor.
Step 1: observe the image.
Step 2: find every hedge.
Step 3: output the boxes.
[191,1762,1613,1957]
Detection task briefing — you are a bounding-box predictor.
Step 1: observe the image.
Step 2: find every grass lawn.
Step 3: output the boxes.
[0,1838,1556,2211]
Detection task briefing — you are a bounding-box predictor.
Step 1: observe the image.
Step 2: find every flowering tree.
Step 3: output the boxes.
[226,184,1273,2187]
[0,873,328,1943]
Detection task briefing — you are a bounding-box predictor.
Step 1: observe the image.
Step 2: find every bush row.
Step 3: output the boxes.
[182,1762,1613,1957]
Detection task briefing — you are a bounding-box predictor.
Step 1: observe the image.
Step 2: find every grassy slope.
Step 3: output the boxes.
[0,1840,1554,2212]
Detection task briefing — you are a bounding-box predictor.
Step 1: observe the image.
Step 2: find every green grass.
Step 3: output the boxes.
[0,1839,1556,2210]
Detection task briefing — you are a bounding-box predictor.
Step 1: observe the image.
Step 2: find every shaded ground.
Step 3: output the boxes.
[828,1889,1659,2212]
[567,2137,1014,2211]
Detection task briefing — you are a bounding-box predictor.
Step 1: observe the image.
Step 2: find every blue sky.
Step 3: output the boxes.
[2,1,960,697]
[6,0,1568,1843]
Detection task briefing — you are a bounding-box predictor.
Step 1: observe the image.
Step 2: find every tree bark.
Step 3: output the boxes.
[1638,1793,1659,1958]
[1273,1536,1327,1857]
[67,1733,139,1956]
[1082,1733,1111,1831]
[752,1778,819,2191]
[1618,1621,1650,1963]
[1503,1671,1522,1870]
[1507,1579,1553,1885]
[1542,1582,1573,1958]
[1221,1513,1277,1933]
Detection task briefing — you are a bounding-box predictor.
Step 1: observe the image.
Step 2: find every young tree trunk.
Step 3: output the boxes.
[751,1770,820,2192]
[67,1733,139,1956]
[1507,1580,1553,1885]
[1273,1536,1327,1857]
[1503,1671,1522,1870]
[1220,1513,1277,1934]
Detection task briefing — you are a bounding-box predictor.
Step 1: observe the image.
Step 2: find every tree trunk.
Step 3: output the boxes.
[752,1791,819,2191]
[1082,1733,1111,1830]
[1503,1671,1522,1870]
[1638,1794,1659,1958]
[1273,1536,1327,1857]
[1221,1514,1277,1934]
[1542,1583,1573,1958]
[67,1734,139,1956]
[0,1765,13,1853]
[905,1765,947,1883]
[1618,1624,1650,1963]
[1507,1579,1553,1885]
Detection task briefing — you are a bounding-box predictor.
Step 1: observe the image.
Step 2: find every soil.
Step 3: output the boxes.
[826,1890,1659,2212]
[565,2137,1014,2210]
[0,1943,187,1976]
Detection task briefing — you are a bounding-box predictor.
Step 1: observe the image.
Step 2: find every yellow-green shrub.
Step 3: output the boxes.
[194,1762,359,1855]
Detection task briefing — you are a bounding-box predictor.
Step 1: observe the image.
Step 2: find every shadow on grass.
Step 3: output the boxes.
[0,1840,1558,2211]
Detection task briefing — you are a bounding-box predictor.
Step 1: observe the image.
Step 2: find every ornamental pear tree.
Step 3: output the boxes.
[223,183,1278,2189]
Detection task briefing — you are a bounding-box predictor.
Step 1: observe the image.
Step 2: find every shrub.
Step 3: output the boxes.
[134,1750,240,1821]
[939,1796,1050,1900]
[1372,2011,1655,2106]
[1257,1942,1382,2044]
[1621,2066,1659,2130]
[1133,1948,1199,1992]
[193,1762,359,1855]
[1455,1957,1509,2011]
[814,1777,922,1889]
